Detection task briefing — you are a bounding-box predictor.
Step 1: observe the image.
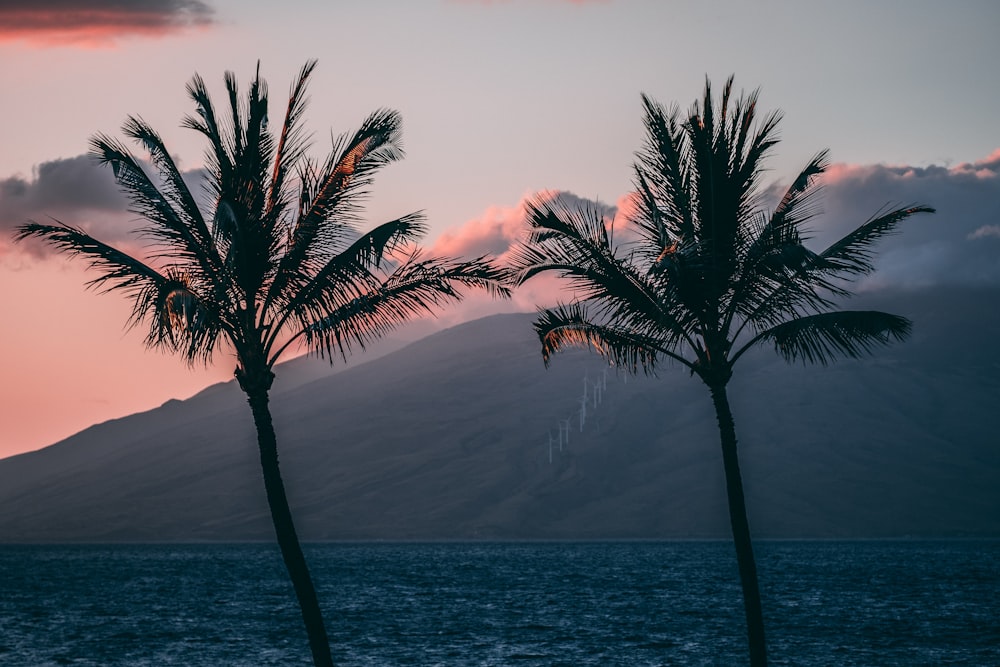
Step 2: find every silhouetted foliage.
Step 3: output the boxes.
[511,76,933,667]
[17,61,508,667]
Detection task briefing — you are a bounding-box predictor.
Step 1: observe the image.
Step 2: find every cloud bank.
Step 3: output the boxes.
[0,0,214,46]
[815,149,1000,289]
[430,149,1000,306]
[0,155,135,256]
[6,149,997,294]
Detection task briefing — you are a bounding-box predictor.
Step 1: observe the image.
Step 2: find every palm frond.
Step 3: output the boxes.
[745,203,934,323]
[723,151,831,334]
[273,108,405,292]
[266,60,317,222]
[238,64,275,217]
[119,116,209,239]
[265,212,428,338]
[729,240,835,335]
[89,135,200,256]
[90,125,227,296]
[728,191,932,348]
[633,93,693,244]
[733,107,781,207]
[224,70,243,159]
[727,89,756,176]
[534,302,693,373]
[16,221,167,296]
[768,150,829,234]
[181,72,233,191]
[751,310,912,366]
[150,270,225,363]
[291,253,509,362]
[814,204,936,278]
[514,198,635,290]
[14,221,224,362]
[510,197,694,347]
[300,108,404,229]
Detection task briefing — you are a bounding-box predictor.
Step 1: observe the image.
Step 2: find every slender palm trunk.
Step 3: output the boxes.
[708,382,767,667]
[245,389,334,667]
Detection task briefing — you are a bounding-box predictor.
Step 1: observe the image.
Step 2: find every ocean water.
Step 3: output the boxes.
[1,541,997,666]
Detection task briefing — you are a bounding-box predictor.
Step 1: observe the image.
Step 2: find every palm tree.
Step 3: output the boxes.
[509,77,933,666]
[16,61,508,667]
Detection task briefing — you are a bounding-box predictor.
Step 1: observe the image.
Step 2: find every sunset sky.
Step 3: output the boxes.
[1,0,999,458]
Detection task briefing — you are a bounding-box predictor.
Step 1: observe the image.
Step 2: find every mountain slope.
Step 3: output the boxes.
[1,286,998,541]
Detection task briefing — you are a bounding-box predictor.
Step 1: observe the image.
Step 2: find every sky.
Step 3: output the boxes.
[1,0,998,458]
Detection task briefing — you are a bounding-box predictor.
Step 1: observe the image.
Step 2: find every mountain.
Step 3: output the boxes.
[1,286,998,541]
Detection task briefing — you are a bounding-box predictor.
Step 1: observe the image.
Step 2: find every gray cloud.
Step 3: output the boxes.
[0,0,214,44]
[1,154,208,258]
[0,155,133,254]
[1,155,123,212]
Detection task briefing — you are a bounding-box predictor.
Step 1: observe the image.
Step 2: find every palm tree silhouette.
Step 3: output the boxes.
[510,77,933,666]
[16,61,508,667]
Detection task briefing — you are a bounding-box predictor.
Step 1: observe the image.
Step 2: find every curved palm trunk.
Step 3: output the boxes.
[708,382,768,667]
[245,389,334,667]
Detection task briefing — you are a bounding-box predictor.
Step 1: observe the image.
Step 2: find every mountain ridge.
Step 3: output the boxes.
[1,286,998,541]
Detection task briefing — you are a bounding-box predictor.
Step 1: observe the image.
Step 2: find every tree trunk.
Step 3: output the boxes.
[245,388,334,667]
[708,382,768,667]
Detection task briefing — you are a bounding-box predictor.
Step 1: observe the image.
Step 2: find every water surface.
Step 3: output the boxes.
[2,541,997,665]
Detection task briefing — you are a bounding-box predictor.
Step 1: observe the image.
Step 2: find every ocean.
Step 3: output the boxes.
[1,541,997,666]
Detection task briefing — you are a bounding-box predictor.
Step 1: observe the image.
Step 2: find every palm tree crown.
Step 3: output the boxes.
[18,60,507,389]
[513,76,931,386]
[510,76,933,667]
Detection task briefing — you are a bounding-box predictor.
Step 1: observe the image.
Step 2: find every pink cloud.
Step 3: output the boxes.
[823,148,1000,185]
[954,148,1000,176]
[0,0,214,47]
[426,190,624,325]
[431,202,527,260]
[427,192,553,322]
[429,189,619,262]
